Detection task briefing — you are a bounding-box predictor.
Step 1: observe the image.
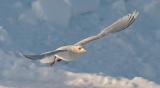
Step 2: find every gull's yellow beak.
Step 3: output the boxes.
[82,48,87,53]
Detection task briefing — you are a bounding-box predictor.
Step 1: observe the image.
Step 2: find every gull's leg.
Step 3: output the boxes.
[54,55,62,62]
[49,56,56,66]
[57,58,62,62]
[48,56,62,66]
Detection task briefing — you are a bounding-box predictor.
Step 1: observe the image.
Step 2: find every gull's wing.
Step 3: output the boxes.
[74,10,139,46]
[23,50,67,60]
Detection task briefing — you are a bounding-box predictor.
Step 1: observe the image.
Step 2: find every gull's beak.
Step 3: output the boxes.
[82,48,87,53]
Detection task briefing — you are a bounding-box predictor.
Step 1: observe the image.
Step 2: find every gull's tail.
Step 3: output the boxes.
[23,54,44,60]
[21,50,67,65]
[22,49,66,60]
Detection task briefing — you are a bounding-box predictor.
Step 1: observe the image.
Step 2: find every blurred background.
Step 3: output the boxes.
[0,0,160,88]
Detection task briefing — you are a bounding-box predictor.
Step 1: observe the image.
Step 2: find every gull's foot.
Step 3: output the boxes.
[48,56,62,66]
[48,61,55,66]
[48,56,56,66]
[57,59,62,62]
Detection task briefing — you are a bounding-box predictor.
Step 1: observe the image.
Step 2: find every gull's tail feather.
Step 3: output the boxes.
[23,54,44,60]
[22,49,66,60]
[23,53,57,65]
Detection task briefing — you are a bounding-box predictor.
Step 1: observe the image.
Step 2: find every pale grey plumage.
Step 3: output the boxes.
[23,10,139,65]
[23,49,67,60]
[74,10,139,46]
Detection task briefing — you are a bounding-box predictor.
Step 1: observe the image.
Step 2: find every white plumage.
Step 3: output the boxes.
[23,10,139,66]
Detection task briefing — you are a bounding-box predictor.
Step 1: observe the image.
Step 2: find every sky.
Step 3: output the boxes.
[0,0,160,88]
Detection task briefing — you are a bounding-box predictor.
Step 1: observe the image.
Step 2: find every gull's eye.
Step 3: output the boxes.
[78,47,82,50]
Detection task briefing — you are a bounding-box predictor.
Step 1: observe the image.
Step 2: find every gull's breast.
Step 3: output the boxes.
[56,51,80,61]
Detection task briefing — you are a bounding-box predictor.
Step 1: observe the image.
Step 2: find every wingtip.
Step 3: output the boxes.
[23,54,31,59]
[132,10,139,18]
[18,52,24,57]
[21,53,33,59]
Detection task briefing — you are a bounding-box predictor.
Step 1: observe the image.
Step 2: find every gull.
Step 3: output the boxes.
[23,10,139,66]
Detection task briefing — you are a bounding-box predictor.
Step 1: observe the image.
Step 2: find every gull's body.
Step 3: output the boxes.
[23,11,139,66]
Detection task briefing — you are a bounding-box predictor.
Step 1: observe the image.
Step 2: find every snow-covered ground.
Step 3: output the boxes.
[0,0,160,88]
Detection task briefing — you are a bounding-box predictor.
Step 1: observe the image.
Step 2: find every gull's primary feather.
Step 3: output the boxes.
[23,49,67,60]
[74,10,139,46]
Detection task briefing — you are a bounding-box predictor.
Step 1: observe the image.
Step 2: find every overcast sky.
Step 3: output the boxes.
[0,0,160,88]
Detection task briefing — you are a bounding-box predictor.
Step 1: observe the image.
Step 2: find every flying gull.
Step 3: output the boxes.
[23,10,139,66]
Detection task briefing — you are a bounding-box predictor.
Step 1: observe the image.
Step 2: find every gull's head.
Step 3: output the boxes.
[70,45,86,54]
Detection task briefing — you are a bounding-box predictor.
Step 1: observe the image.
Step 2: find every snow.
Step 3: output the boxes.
[0,0,160,87]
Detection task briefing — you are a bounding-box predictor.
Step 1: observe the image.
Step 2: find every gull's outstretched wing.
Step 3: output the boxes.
[23,50,67,60]
[74,10,139,46]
